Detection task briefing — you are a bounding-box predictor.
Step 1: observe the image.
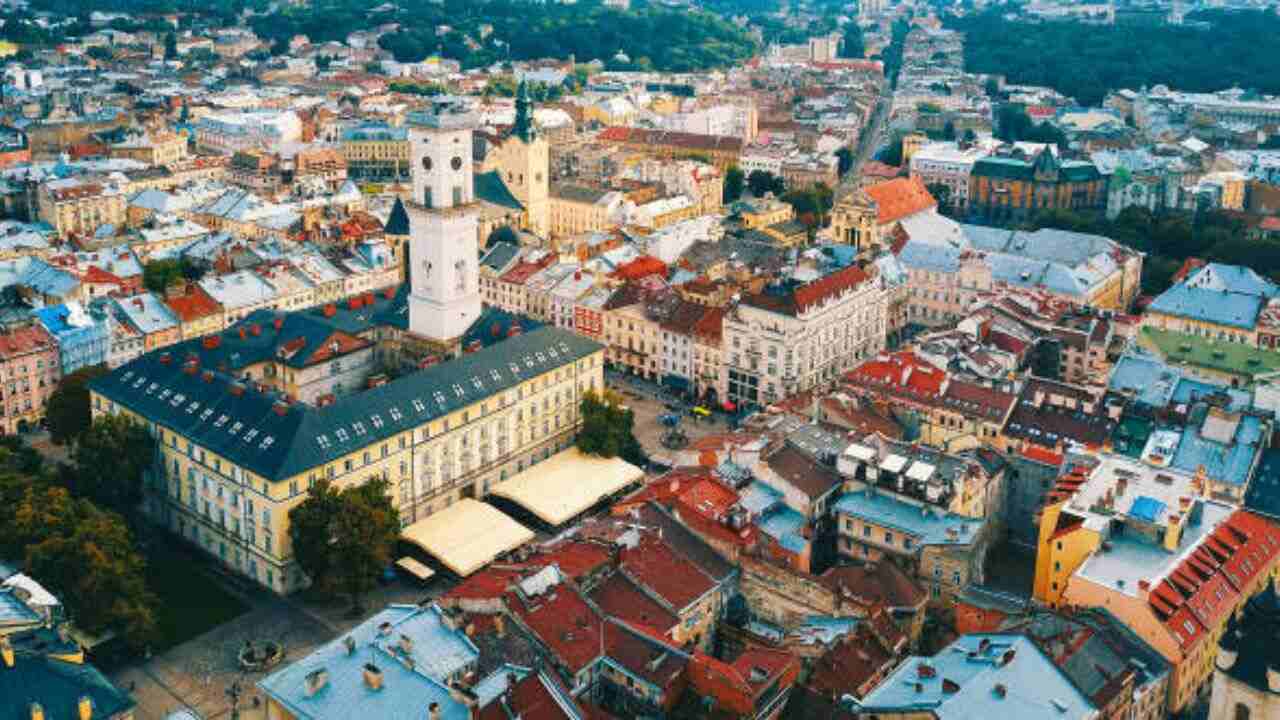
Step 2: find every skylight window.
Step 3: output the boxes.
[471,377,483,390]
[434,391,446,405]
[171,393,186,407]
[389,407,403,421]
[159,389,173,400]
[148,383,159,395]
[524,356,535,368]
[215,415,229,427]
[490,369,502,382]
[509,363,521,375]
[317,435,331,449]
[260,436,274,451]
[412,399,425,413]
[370,415,384,429]
[186,401,199,414]
[244,428,259,442]
[335,428,350,442]
[199,409,214,422]
[452,383,464,398]
[229,421,243,435]
[353,422,367,436]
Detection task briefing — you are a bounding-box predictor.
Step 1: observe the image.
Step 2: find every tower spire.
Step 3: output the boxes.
[513,80,536,143]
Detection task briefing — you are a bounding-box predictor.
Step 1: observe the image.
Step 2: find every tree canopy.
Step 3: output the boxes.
[45,364,109,445]
[142,257,204,294]
[577,391,645,467]
[0,455,157,650]
[947,8,1280,107]
[288,477,400,610]
[747,170,786,198]
[724,166,745,204]
[65,414,156,517]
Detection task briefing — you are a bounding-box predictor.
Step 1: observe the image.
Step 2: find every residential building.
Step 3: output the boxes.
[0,322,59,435]
[194,110,303,154]
[595,127,743,172]
[37,177,127,238]
[723,265,887,408]
[1040,452,1280,714]
[339,122,411,185]
[854,633,1098,719]
[35,302,111,375]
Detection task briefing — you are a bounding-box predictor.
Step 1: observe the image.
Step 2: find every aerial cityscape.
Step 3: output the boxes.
[0,0,1279,718]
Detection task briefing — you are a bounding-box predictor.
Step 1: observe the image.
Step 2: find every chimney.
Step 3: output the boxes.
[363,663,383,691]
[993,683,1007,699]
[398,633,413,655]
[343,636,355,655]
[29,703,43,720]
[323,303,336,317]
[494,615,506,638]
[273,317,284,331]
[304,668,329,696]
[273,401,289,416]
[77,697,92,720]
[0,636,12,668]
[429,702,442,720]
[250,323,262,336]
[203,335,221,349]
[1269,664,1280,693]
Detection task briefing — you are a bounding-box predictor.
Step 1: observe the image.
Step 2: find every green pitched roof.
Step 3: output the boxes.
[0,647,134,720]
[385,196,411,236]
[474,171,524,211]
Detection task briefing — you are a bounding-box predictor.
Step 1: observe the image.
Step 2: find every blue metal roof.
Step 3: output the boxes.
[897,240,961,273]
[757,505,808,553]
[859,634,1095,719]
[258,604,470,720]
[1170,412,1264,488]
[832,490,983,547]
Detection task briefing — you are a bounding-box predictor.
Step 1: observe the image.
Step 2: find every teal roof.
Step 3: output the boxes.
[384,197,410,237]
[474,171,523,211]
[89,322,602,482]
[0,639,135,720]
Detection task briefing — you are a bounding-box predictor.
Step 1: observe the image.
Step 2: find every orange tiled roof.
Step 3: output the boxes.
[864,176,936,225]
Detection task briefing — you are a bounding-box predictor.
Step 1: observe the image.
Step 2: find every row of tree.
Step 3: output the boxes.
[1027,207,1271,294]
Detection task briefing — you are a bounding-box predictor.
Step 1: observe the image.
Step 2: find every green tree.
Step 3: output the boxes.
[747,170,785,197]
[577,391,644,466]
[45,364,109,445]
[926,182,952,212]
[331,478,399,612]
[724,165,745,203]
[0,475,157,651]
[288,478,399,610]
[840,23,864,59]
[486,225,519,247]
[287,479,343,598]
[835,148,854,178]
[66,414,156,517]
[142,257,203,294]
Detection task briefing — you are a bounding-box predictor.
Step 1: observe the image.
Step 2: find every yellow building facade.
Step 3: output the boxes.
[89,326,606,594]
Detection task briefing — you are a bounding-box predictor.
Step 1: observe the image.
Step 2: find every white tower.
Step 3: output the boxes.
[406,107,481,344]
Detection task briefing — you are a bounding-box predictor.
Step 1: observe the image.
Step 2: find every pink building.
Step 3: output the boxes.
[0,322,60,434]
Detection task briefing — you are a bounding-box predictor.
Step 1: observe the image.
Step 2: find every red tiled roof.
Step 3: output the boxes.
[794,264,870,314]
[677,477,739,520]
[164,284,223,322]
[507,585,604,674]
[443,567,524,601]
[846,351,946,400]
[527,539,613,582]
[0,323,55,359]
[610,255,667,282]
[1021,444,1065,467]
[621,536,715,612]
[864,176,936,225]
[588,572,679,637]
[475,670,589,720]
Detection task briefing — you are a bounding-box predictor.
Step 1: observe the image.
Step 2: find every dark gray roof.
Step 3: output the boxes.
[90,325,603,482]
[480,241,521,272]
[475,171,524,210]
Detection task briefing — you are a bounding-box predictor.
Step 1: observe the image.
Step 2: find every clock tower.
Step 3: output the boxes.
[405,107,481,345]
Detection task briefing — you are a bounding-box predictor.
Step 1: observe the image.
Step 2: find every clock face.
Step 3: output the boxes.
[422,156,432,171]
[451,156,463,171]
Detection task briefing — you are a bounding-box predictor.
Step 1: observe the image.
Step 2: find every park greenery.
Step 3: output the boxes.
[249,0,757,73]
[288,476,400,612]
[947,8,1280,107]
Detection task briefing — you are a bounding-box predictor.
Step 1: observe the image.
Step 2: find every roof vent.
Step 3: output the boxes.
[993,683,1007,698]
[362,663,383,691]
[304,668,329,696]
[343,636,355,655]
[203,335,221,349]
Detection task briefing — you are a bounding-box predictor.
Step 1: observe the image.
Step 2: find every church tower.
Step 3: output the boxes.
[503,82,551,238]
[405,107,481,345]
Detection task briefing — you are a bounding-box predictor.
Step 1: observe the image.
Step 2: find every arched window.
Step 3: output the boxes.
[1235,703,1251,720]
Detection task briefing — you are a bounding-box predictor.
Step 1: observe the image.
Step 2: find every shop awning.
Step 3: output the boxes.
[395,556,436,581]
[489,448,644,526]
[400,499,534,577]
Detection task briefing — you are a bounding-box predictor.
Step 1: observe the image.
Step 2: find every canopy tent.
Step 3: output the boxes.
[400,499,534,577]
[489,448,644,526]
[394,556,436,582]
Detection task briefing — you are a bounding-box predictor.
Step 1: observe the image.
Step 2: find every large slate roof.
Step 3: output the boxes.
[90,323,602,482]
